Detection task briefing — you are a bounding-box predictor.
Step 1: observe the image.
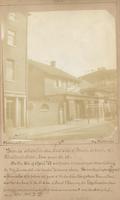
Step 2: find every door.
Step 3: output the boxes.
[6,98,15,128]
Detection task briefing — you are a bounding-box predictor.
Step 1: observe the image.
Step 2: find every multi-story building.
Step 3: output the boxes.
[28,60,116,127]
[1,11,28,132]
[79,68,116,120]
[28,60,83,126]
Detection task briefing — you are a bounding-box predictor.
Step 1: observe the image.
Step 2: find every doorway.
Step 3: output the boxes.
[6,98,15,128]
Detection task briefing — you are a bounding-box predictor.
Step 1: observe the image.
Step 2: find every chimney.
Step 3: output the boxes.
[50,61,56,67]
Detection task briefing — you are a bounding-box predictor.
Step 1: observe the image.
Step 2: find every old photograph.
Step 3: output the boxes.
[0,7,117,141]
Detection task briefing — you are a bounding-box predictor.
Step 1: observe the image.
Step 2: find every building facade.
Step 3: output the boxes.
[28,60,116,127]
[1,10,28,132]
[28,60,80,126]
[79,68,116,121]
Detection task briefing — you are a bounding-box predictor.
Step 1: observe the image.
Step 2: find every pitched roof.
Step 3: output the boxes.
[29,59,77,81]
[79,79,93,89]
[79,68,116,83]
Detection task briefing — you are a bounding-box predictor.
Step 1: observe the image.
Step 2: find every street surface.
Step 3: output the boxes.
[9,119,116,141]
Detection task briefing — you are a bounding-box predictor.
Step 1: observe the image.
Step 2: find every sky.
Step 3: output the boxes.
[28,10,116,77]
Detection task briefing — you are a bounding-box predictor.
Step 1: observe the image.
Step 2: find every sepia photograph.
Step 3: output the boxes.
[0,5,117,141]
[1,2,120,200]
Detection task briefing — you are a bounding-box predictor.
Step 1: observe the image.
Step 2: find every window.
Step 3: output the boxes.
[8,30,16,46]
[5,60,15,81]
[6,99,15,120]
[58,80,62,87]
[55,80,59,88]
[8,12,16,21]
[55,80,62,88]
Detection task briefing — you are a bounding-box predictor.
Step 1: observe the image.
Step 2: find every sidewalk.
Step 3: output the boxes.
[11,119,113,139]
